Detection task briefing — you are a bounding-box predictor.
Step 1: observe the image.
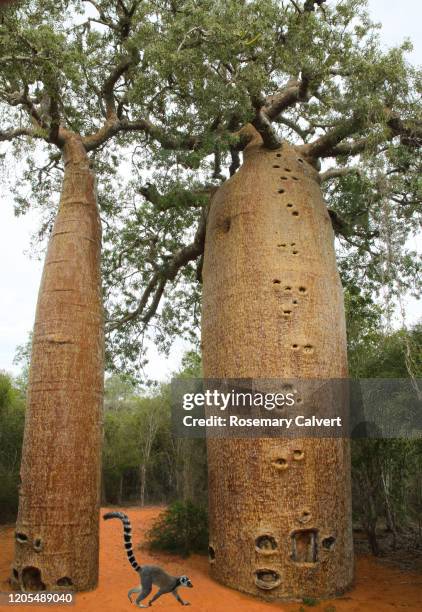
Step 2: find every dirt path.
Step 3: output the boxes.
[1,507,421,611]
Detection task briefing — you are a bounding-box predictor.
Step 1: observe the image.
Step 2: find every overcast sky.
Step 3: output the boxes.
[0,0,421,379]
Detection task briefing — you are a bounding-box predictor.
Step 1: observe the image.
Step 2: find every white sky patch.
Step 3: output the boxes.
[0,0,421,379]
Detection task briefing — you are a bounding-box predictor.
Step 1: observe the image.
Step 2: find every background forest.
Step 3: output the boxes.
[1,306,421,557]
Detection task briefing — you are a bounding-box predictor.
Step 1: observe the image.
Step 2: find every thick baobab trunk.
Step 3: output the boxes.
[11,135,104,592]
[202,128,353,600]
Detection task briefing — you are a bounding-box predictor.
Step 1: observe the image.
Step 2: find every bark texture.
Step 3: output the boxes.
[202,127,353,600]
[11,135,104,591]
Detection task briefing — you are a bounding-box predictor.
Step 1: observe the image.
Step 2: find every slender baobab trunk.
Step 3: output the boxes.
[12,134,104,592]
[202,128,353,600]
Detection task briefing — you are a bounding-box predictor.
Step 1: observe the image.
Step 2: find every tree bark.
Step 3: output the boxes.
[202,127,353,600]
[11,134,104,592]
[139,463,146,507]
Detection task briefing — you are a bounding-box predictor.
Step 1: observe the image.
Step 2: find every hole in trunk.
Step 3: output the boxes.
[298,286,307,293]
[284,168,291,172]
[303,344,314,353]
[276,153,281,157]
[254,569,281,590]
[208,545,215,561]
[12,568,19,580]
[57,576,73,587]
[292,211,299,217]
[286,203,293,208]
[293,449,305,461]
[22,567,46,591]
[322,536,336,551]
[273,164,280,168]
[292,176,299,181]
[280,176,289,180]
[292,344,299,349]
[278,188,285,194]
[291,529,318,563]
[255,535,277,552]
[273,457,288,470]
[283,310,292,316]
[273,279,281,284]
[15,532,28,543]
[284,286,292,291]
[292,250,299,255]
[299,510,312,524]
[282,383,294,392]
[278,243,286,247]
[292,299,298,305]
[221,217,231,233]
[33,538,43,552]
[298,158,304,163]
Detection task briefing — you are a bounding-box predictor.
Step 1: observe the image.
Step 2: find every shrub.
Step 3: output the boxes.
[147,501,208,556]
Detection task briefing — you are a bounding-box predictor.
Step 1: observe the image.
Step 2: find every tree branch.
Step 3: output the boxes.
[139,183,212,211]
[275,115,313,141]
[101,56,134,119]
[251,108,281,149]
[386,114,422,148]
[83,116,200,152]
[0,127,40,141]
[320,166,361,182]
[229,146,241,176]
[304,0,327,12]
[250,76,313,149]
[107,206,208,330]
[301,114,365,158]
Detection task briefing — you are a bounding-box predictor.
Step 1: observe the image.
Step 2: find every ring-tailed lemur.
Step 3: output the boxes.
[103,511,193,607]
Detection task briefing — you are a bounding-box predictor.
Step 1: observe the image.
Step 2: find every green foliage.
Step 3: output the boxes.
[101,353,207,506]
[1,1,420,367]
[0,373,26,522]
[301,597,319,606]
[147,500,208,557]
[350,321,422,553]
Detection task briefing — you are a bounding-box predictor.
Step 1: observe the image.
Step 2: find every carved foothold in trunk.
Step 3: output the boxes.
[254,569,282,590]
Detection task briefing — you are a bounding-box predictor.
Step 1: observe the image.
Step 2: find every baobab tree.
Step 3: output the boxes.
[0,0,210,591]
[100,0,421,601]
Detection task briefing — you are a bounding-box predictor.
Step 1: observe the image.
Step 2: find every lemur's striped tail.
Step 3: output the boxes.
[103,511,141,572]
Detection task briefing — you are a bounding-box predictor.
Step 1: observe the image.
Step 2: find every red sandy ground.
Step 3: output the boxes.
[1,507,421,612]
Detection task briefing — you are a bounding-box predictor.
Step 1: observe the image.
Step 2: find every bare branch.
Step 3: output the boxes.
[304,0,327,12]
[252,109,281,150]
[229,147,241,176]
[139,183,213,211]
[289,0,302,13]
[386,114,422,148]
[83,0,118,30]
[326,137,371,158]
[3,89,48,130]
[0,55,48,65]
[301,114,365,158]
[101,56,134,119]
[0,127,40,141]
[263,78,311,121]
[320,166,361,182]
[249,76,313,150]
[275,115,313,141]
[83,116,200,152]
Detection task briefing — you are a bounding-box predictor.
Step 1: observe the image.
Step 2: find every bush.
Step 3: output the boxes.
[147,501,208,557]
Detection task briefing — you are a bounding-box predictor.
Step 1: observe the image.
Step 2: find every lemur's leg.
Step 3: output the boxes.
[172,589,190,606]
[134,573,153,608]
[128,587,141,603]
[148,588,169,606]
